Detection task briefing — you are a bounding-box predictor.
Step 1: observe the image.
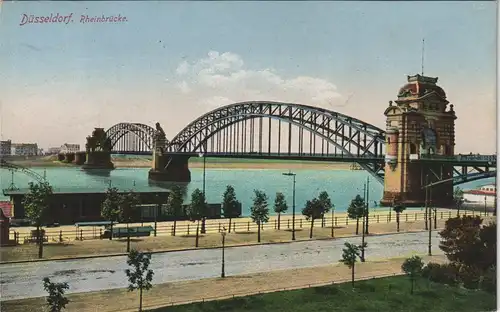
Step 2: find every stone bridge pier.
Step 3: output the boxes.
[82,127,115,170]
[74,152,87,165]
[148,154,191,182]
[82,151,114,170]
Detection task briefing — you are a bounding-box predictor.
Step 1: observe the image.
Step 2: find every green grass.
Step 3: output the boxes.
[148,276,496,312]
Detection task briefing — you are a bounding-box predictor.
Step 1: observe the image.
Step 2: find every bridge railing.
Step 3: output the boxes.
[419,154,497,162]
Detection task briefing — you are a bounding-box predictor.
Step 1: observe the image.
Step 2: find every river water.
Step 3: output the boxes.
[0,166,493,216]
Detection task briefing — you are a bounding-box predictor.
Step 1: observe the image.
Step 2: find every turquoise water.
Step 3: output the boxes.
[0,167,495,216]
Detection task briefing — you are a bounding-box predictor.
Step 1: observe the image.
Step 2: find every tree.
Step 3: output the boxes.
[302,198,324,238]
[401,255,424,294]
[166,185,184,236]
[273,192,288,230]
[347,195,365,235]
[439,216,496,274]
[125,249,154,312]
[120,190,141,253]
[318,191,332,228]
[23,181,53,258]
[453,187,464,217]
[392,201,406,232]
[222,185,241,233]
[186,188,206,247]
[42,277,69,312]
[339,242,361,288]
[250,189,269,243]
[101,187,121,241]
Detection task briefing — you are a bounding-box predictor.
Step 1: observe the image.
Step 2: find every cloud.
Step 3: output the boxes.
[176,61,190,75]
[175,51,344,108]
[201,96,234,109]
[176,81,191,94]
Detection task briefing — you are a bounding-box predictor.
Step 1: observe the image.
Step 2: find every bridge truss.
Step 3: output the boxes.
[105,123,158,154]
[417,157,497,188]
[166,101,387,182]
[104,102,496,187]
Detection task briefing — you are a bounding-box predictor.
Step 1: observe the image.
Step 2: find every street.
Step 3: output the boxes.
[0,231,443,301]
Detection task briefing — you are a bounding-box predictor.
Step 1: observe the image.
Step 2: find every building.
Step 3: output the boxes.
[60,143,80,154]
[10,143,38,156]
[463,184,497,206]
[0,140,12,156]
[47,147,61,155]
[2,189,232,225]
[381,74,456,207]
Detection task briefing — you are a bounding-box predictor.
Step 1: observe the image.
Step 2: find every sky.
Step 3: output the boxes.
[0,1,497,154]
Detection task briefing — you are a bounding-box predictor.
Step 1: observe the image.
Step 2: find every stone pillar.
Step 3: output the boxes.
[65,153,75,163]
[74,152,87,165]
[148,154,191,182]
[82,151,115,170]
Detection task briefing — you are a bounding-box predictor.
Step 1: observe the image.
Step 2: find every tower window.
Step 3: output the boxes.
[410,143,417,154]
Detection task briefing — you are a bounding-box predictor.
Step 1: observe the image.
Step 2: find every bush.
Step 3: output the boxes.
[458,265,481,290]
[481,266,496,294]
[422,262,459,286]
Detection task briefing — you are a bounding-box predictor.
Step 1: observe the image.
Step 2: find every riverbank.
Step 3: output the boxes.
[6,155,354,170]
[1,255,448,312]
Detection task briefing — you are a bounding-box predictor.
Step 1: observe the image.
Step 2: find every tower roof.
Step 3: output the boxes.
[397,74,446,100]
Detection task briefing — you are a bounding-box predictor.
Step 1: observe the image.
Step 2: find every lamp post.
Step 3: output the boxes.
[154,194,159,237]
[282,171,296,241]
[331,202,335,238]
[221,226,227,278]
[425,174,429,230]
[360,181,367,262]
[484,196,487,216]
[365,177,370,235]
[428,182,433,256]
[198,152,207,234]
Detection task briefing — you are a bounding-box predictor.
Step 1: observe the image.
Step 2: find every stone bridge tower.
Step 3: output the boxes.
[381,74,456,207]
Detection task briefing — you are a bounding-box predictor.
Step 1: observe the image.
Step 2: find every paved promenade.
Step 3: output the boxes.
[1,231,443,301]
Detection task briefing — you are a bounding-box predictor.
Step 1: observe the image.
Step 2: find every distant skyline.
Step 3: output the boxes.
[0,1,497,153]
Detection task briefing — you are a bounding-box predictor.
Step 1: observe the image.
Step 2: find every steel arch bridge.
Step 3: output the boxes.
[105,123,160,154]
[103,101,496,186]
[166,101,387,182]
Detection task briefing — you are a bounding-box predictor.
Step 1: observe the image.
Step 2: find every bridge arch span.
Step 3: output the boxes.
[167,101,387,181]
[106,123,161,154]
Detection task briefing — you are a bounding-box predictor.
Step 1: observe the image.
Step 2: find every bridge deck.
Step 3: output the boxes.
[112,152,384,163]
[110,152,496,166]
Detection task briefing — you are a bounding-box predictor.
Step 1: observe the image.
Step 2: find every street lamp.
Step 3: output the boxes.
[282,171,296,241]
[154,194,159,237]
[360,181,367,262]
[330,191,335,238]
[428,183,433,256]
[221,226,227,278]
[484,196,487,216]
[198,151,207,234]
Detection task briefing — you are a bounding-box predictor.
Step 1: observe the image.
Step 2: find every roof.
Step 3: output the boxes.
[0,201,12,218]
[463,190,496,196]
[478,183,496,188]
[75,221,117,226]
[3,188,170,196]
[397,74,447,100]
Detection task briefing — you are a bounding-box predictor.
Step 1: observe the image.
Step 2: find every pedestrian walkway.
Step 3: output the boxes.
[3,255,447,312]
